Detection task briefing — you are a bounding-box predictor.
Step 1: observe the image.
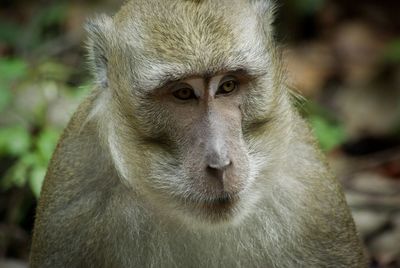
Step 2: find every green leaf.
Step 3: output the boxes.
[0,58,28,83]
[29,166,47,198]
[36,127,60,163]
[2,154,34,188]
[309,115,346,151]
[2,152,43,190]
[7,161,29,188]
[0,125,31,156]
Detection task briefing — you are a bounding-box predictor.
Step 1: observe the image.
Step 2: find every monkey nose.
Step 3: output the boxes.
[207,158,231,170]
[206,159,232,181]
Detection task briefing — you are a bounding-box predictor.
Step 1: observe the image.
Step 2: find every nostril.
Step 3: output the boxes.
[206,160,232,181]
[206,165,225,181]
[207,159,231,170]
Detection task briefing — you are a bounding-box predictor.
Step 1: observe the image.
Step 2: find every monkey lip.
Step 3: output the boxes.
[184,192,240,212]
[204,194,238,205]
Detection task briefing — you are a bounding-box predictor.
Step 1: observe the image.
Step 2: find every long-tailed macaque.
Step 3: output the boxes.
[30,0,366,267]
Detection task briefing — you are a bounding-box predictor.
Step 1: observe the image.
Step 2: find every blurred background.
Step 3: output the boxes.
[0,0,399,267]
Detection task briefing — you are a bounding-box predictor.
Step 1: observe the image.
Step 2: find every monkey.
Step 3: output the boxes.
[30,0,366,267]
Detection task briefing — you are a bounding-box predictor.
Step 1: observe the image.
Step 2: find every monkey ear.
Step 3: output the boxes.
[85,15,114,88]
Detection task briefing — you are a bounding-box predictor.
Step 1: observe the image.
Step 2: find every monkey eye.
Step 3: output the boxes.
[216,79,238,96]
[173,87,196,100]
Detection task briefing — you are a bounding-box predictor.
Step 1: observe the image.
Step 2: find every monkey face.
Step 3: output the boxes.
[88,0,287,226]
[112,71,280,226]
[152,74,252,223]
[105,73,252,223]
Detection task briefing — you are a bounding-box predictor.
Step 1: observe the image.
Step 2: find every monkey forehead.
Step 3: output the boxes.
[111,0,271,88]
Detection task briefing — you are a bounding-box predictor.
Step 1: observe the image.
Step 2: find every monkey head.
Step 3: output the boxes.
[86,0,291,226]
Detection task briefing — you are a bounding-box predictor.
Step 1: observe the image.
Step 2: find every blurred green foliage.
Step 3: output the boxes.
[289,0,325,15]
[0,0,92,199]
[300,101,346,151]
[0,126,59,198]
[0,58,27,112]
[0,57,89,198]
[384,38,400,63]
[0,3,67,53]
[309,114,346,151]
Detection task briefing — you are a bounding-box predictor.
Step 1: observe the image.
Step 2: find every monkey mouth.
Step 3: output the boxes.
[183,192,240,213]
[204,194,238,205]
[170,191,245,224]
